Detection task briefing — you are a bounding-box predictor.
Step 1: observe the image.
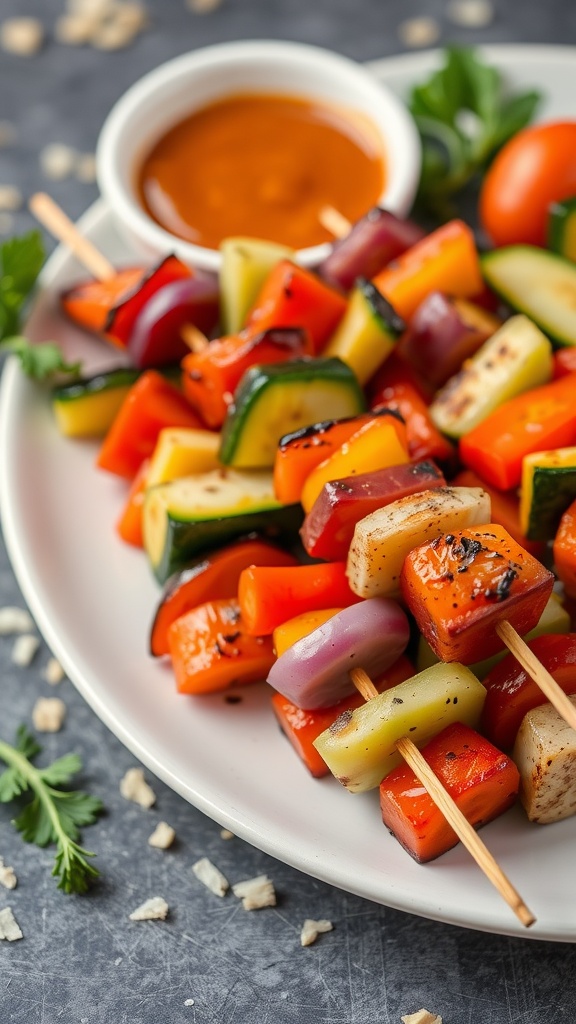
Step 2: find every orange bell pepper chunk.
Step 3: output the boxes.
[238,561,362,636]
[271,654,415,778]
[273,409,406,505]
[97,370,202,480]
[300,416,409,513]
[61,266,144,343]
[459,373,576,491]
[371,220,483,322]
[150,538,299,657]
[244,259,347,354]
[401,524,555,664]
[116,457,150,548]
[379,722,519,862]
[272,607,343,658]
[371,380,455,466]
[553,499,576,600]
[168,598,275,695]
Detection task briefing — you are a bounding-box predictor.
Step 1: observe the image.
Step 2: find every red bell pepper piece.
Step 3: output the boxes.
[459,373,576,491]
[244,259,347,353]
[61,266,144,343]
[168,598,276,695]
[379,722,519,862]
[300,459,446,561]
[481,633,576,750]
[181,326,312,429]
[150,538,299,656]
[367,348,434,404]
[96,370,202,480]
[553,348,576,380]
[238,561,362,636]
[271,654,414,777]
[273,408,407,505]
[371,380,456,466]
[553,499,576,600]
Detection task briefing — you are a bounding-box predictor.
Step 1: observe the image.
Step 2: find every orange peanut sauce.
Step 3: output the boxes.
[137,92,386,250]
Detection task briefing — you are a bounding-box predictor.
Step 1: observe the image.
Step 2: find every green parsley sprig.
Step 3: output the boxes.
[409,46,542,217]
[0,230,81,380]
[0,725,103,894]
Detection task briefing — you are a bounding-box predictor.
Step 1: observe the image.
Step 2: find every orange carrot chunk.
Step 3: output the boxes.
[116,457,150,548]
[168,598,275,695]
[379,722,520,863]
[238,561,362,636]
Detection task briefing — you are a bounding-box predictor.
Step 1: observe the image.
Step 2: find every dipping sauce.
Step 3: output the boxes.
[137,92,386,251]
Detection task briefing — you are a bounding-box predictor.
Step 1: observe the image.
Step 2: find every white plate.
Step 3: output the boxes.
[2,45,576,942]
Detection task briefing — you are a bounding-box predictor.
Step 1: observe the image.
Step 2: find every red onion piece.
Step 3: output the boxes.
[127,273,219,368]
[317,207,425,293]
[267,598,410,709]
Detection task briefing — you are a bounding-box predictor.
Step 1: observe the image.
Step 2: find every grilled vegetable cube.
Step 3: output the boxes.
[51,367,140,438]
[520,446,576,541]
[219,358,366,468]
[429,314,553,439]
[347,486,491,599]
[513,695,576,823]
[380,722,519,862]
[548,196,576,263]
[219,236,293,334]
[313,662,486,793]
[400,524,555,664]
[146,427,221,488]
[323,278,405,385]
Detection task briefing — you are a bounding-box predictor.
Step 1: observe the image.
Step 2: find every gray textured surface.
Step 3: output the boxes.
[1,1,576,1021]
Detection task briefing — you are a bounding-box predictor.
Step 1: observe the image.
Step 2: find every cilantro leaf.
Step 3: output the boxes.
[0,726,103,894]
[0,231,44,341]
[1,336,82,380]
[409,46,542,216]
[0,231,82,381]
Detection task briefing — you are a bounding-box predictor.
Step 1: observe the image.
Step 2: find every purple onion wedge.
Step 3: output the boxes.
[127,273,219,368]
[317,207,425,293]
[267,598,410,710]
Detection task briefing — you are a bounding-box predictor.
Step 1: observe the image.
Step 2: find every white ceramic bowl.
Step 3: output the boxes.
[96,39,422,273]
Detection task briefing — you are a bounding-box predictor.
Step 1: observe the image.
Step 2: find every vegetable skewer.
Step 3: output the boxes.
[353,665,535,928]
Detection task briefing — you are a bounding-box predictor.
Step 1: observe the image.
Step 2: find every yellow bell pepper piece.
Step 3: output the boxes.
[146,427,221,488]
[273,607,343,657]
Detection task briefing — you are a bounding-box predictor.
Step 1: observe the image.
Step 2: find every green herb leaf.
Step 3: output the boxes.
[1,336,82,381]
[0,726,103,894]
[409,46,542,214]
[0,231,45,341]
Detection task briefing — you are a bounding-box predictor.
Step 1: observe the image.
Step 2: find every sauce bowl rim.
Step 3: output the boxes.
[96,39,422,273]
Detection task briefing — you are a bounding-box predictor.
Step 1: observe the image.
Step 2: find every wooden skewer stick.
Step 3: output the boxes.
[318,204,352,240]
[180,323,210,354]
[29,192,116,281]
[496,619,576,733]
[349,666,536,929]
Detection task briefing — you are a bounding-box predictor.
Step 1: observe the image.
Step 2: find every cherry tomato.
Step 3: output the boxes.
[479,120,576,248]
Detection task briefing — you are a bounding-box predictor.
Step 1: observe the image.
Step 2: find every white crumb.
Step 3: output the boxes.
[0,907,23,941]
[0,606,34,635]
[186,0,223,12]
[12,634,40,668]
[54,14,100,45]
[67,0,115,15]
[300,918,333,947]
[109,2,148,31]
[0,120,17,147]
[192,857,229,897]
[148,822,176,849]
[446,0,494,26]
[129,896,169,921]
[232,874,276,910]
[0,17,44,56]
[0,185,23,211]
[397,16,441,48]
[401,1011,443,1024]
[42,656,65,685]
[32,697,66,733]
[219,828,234,840]
[0,857,17,890]
[119,767,156,808]
[40,143,78,182]
[184,999,195,1006]
[74,152,97,183]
